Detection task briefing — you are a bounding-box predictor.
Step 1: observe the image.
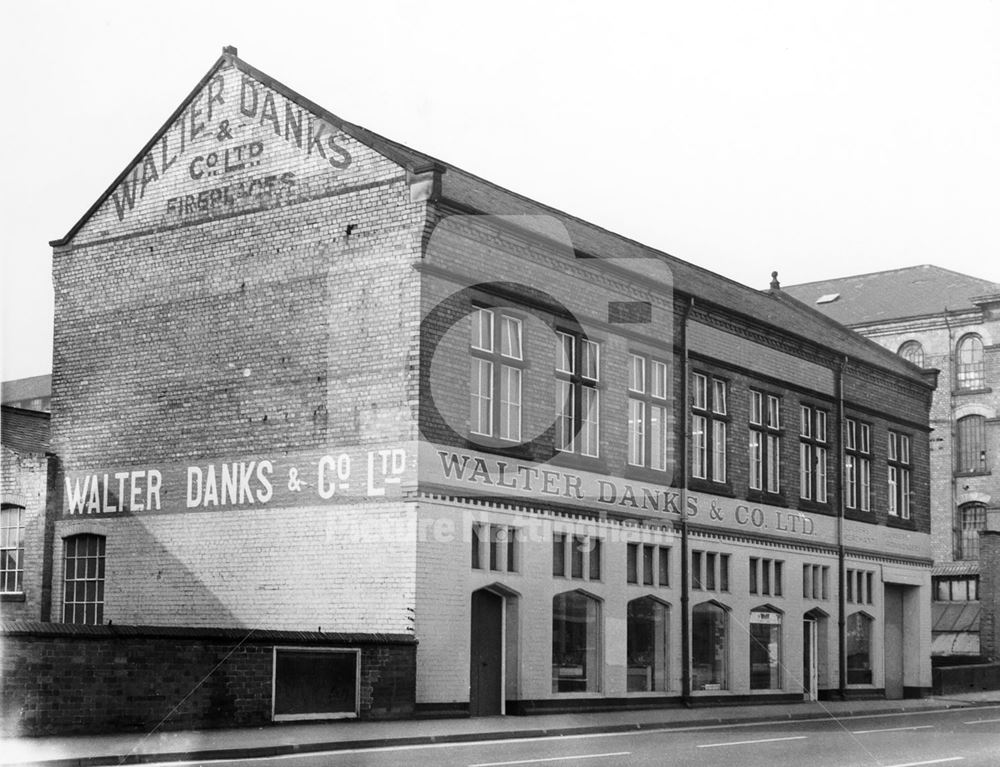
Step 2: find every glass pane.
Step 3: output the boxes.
[767,396,780,429]
[652,361,667,399]
[581,341,599,381]
[471,308,493,351]
[501,316,522,359]
[627,598,669,692]
[749,615,782,690]
[628,399,645,466]
[692,603,728,690]
[581,388,599,458]
[500,366,521,441]
[589,539,601,581]
[750,391,762,425]
[651,405,667,471]
[627,544,638,584]
[552,591,601,693]
[629,354,645,392]
[556,333,574,373]
[693,374,707,410]
[713,380,727,415]
[642,546,654,585]
[555,381,575,452]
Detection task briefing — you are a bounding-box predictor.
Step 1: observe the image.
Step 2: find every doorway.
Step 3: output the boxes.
[803,618,818,700]
[884,585,904,699]
[470,589,504,716]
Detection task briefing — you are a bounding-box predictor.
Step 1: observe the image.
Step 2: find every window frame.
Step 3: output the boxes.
[887,430,912,519]
[62,533,106,625]
[799,405,829,504]
[956,415,988,475]
[692,372,728,484]
[956,334,985,390]
[628,353,670,471]
[555,331,601,458]
[0,505,25,595]
[469,306,526,442]
[844,418,871,511]
[749,390,781,494]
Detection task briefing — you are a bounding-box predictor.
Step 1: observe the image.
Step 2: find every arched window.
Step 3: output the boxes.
[1,504,25,594]
[898,341,924,367]
[846,612,873,684]
[749,607,783,690]
[956,415,987,473]
[552,590,601,692]
[692,601,729,691]
[957,335,985,389]
[957,503,987,560]
[63,534,106,625]
[627,596,669,692]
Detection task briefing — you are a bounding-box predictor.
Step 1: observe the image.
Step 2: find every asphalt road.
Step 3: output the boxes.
[140,707,1000,767]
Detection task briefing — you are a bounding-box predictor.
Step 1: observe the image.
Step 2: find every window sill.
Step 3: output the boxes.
[1,592,26,602]
[746,490,787,507]
[688,478,733,497]
[797,498,833,515]
[955,470,991,478]
[886,516,917,530]
[954,386,992,396]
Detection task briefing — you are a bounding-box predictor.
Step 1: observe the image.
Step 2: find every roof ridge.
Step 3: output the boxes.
[787,263,1000,289]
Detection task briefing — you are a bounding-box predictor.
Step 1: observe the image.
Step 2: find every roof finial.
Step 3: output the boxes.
[223,45,238,58]
[770,271,781,290]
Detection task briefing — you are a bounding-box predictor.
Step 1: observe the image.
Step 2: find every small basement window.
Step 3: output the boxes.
[272,647,360,721]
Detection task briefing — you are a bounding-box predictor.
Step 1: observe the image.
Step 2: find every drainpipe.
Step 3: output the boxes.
[680,296,693,704]
[837,356,847,699]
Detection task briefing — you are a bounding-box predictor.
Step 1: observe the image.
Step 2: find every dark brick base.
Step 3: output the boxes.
[0,622,416,736]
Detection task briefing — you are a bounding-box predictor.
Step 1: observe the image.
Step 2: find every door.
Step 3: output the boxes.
[884,585,904,699]
[470,589,503,716]
[803,618,817,700]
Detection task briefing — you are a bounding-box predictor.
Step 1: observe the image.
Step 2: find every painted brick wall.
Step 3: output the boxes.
[1,446,49,621]
[0,623,416,736]
[48,59,428,633]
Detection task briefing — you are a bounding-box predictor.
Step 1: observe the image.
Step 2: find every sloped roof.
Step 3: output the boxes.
[1,405,50,454]
[52,49,931,387]
[783,265,1000,326]
[932,601,981,633]
[1,374,51,404]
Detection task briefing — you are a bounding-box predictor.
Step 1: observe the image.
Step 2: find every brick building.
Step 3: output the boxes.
[1,375,52,413]
[1,48,937,734]
[786,266,1000,660]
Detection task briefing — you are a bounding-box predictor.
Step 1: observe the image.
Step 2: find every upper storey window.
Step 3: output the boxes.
[956,335,985,390]
[470,307,524,441]
[555,332,600,457]
[897,341,924,367]
[692,373,727,483]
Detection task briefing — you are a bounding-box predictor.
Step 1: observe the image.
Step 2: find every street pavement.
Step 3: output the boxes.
[3,692,1000,767]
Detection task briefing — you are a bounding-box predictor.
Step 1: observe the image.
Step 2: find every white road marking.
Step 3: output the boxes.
[882,758,963,767]
[469,752,630,767]
[851,724,934,734]
[963,717,1000,724]
[697,735,808,748]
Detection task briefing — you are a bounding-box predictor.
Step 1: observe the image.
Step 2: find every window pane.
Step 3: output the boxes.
[581,341,599,381]
[693,374,707,410]
[471,308,493,351]
[556,332,574,374]
[471,524,481,569]
[642,545,654,585]
[652,361,668,399]
[589,539,601,580]
[749,431,762,490]
[692,603,728,690]
[750,391,762,425]
[846,613,873,684]
[507,527,518,573]
[629,354,645,393]
[499,366,521,441]
[581,388,599,458]
[658,548,669,587]
[651,405,668,471]
[571,537,585,579]
[692,415,707,479]
[712,421,727,482]
[627,598,669,692]
[555,380,574,452]
[767,435,780,493]
[627,543,638,584]
[470,358,493,436]
[749,612,782,690]
[501,316,522,359]
[552,591,601,693]
[767,396,780,429]
[628,399,645,466]
[713,380,727,415]
[553,534,565,576]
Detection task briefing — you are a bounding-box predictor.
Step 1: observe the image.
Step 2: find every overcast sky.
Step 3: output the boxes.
[2,1,999,380]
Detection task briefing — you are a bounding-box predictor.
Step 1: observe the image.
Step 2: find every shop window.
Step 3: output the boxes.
[273,648,359,721]
[63,534,105,625]
[888,431,911,518]
[554,533,601,580]
[749,391,781,493]
[628,354,670,470]
[1,505,25,594]
[844,419,871,511]
[555,332,600,457]
[957,503,987,560]
[749,558,783,596]
[691,373,727,483]
[749,608,782,690]
[800,405,828,503]
[846,612,873,684]
[470,307,524,441]
[956,416,987,474]
[627,597,669,692]
[897,341,924,368]
[803,563,830,600]
[552,590,602,693]
[692,601,729,691]
[956,335,985,390]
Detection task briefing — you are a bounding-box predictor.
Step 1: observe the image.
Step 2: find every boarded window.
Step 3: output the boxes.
[273,648,359,720]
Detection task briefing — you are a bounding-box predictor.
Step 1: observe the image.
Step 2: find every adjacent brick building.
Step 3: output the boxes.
[1,48,938,735]
[786,266,1000,660]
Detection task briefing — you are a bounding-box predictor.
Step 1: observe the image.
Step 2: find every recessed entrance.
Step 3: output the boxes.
[884,584,905,699]
[803,618,817,700]
[470,588,504,716]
